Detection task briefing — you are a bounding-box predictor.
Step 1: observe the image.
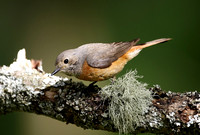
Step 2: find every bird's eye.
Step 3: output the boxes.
[64,59,69,64]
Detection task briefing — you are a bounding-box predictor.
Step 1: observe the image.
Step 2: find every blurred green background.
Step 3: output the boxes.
[0,0,199,135]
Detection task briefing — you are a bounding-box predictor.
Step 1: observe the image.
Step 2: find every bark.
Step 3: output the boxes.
[0,49,199,135]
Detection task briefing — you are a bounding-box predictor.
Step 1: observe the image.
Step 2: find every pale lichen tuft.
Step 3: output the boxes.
[101,70,153,134]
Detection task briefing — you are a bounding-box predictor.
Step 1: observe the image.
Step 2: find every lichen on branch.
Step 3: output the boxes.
[101,70,153,133]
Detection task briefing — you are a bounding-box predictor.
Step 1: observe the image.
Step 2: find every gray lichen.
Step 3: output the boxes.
[0,49,68,119]
[101,70,153,134]
[152,86,200,134]
[0,49,67,90]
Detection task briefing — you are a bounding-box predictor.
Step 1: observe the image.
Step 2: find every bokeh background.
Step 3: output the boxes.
[0,0,200,135]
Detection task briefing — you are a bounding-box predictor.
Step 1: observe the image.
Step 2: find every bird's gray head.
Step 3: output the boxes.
[51,49,79,76]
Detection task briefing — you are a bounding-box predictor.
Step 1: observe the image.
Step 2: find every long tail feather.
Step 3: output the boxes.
[137,38,171,49]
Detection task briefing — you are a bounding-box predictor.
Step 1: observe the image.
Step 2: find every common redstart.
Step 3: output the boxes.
[52,38,171,81]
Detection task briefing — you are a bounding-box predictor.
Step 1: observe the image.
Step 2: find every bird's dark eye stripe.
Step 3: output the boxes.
[64,59,69,64]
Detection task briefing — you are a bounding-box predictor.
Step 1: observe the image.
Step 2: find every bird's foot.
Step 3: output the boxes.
[88,81,97,87]
[83,81,98,95]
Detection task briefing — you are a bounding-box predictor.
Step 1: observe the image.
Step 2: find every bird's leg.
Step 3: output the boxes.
[83,81,98,95]
[88,81,97,87]
[85,81,97,91]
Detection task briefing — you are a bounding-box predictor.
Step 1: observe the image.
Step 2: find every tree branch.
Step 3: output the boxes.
[0,49,199,134]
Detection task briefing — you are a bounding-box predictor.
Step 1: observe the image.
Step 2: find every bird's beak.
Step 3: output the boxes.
[51,67,61,76]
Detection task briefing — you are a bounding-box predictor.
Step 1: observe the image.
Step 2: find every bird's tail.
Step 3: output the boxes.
[136,38,171,49]
[126,38,171,60]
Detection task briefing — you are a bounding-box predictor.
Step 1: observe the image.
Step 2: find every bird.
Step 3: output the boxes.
[51,38,171,81]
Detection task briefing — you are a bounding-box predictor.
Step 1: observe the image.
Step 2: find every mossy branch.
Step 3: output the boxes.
[0,49,199,135]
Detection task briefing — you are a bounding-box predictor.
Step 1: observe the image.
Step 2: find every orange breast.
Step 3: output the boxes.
[77,47,141,81]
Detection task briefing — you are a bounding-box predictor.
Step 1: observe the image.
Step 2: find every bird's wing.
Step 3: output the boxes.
[86,38,140,68]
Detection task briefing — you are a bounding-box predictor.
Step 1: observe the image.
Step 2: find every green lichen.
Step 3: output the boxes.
[101,70,152,134]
